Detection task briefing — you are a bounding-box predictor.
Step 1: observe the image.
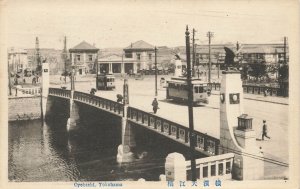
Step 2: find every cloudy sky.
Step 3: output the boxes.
[2,0,298,49]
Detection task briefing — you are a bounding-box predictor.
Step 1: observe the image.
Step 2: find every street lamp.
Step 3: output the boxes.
[155,46,158,96]
[185,25,197,181]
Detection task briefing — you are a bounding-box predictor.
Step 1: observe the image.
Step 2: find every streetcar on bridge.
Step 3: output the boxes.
[96,73,116,90]
[166,77,210,105]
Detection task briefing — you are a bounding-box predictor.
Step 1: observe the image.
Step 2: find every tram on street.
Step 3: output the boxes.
[96,73,116,90]
[166,77,210,105]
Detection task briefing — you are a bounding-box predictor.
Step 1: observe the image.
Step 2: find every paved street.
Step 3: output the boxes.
[50,74,289,179]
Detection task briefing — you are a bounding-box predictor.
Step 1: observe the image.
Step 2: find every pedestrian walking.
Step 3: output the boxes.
[262,120,271,140]
[152,98,159,114]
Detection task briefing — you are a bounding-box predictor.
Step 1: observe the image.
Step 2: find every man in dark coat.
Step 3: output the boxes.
[262,120,271,140]
[152,98,159,114]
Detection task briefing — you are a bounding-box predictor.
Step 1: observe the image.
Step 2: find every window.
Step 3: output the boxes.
[149,54,152,60]
[137,54,141,60]
[199,86,204,93]
[194,86,199,93]
[88,55,93,61]
[211,164,216,176]
[218,163,224,175]
[125,53,132,58]
[226,162,231,174]
[203,166,208,178]
[76,54,81,61]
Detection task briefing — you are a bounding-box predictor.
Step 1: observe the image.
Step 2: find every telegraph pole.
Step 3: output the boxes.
[8,60,12,95]
[154,46,158,96]
[35,37,41,76]
[192,28,196,76]
[284,37,287,64]
[185,25,196,181]
[207,31,214,83]
[63,36,67,83]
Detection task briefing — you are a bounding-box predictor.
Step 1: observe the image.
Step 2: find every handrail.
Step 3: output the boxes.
[186,153,234,180]
[73,91,124,116]
[127,106,220,156]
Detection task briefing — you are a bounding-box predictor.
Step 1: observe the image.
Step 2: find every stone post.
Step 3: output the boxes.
[117,79,135,163]
[42,62,50,120]
[219,70,264,180]
[67,91,80,132]
[165,152,187,181]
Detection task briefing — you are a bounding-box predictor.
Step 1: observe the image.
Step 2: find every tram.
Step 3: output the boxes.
[166,77,210,105]
[96,73,116,90]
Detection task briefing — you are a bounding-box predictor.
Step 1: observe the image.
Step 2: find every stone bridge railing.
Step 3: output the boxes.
[208,82,282,96]
[186,153,234,180]
[127,107,220,156]
[49,88,71,99]
[73,91,124,116]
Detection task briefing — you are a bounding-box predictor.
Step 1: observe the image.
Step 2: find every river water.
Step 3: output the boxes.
[8,112,200,182]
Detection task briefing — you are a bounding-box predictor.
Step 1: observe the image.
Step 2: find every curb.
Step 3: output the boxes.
[243,97,288,105]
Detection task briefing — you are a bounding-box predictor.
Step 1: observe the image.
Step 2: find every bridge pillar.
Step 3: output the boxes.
[117,107,136,163]
[117,79,136,163]
[67,91,80,131]
[42,62,50,120]
[219,70,264,180]
[165,152,186,181]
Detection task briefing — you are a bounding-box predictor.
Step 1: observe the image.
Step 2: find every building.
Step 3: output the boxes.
[69,41,99,75]
[8,47,28,73]
[98,40,154,74]
[194,43,288,66]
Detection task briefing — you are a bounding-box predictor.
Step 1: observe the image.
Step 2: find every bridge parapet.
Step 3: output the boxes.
[186,153,234,180]
[73,91,124,116]
[49,88,71,99]
[127,107,220,156]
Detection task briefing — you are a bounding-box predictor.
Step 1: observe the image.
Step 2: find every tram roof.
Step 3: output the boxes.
[168,77,208,84]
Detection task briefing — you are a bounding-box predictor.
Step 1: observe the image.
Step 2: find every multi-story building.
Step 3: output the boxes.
[98,40,154,74]
[69,41,99,75]
[194,43,288,66]
[8,47,28,73]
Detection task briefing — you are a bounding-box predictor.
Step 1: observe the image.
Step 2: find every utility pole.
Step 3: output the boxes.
[71,55,75,91]
[192,28,196,77]
[63,36,67,83]
[155,46,158,96]
[185,25,196,181]
[284,37,287,64]
[8,60,12,95]
[35,37,41,76]
[207,31,214,83]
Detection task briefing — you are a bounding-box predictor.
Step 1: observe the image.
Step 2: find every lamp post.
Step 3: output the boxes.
[155,46,158,96]
[185,25,196,181]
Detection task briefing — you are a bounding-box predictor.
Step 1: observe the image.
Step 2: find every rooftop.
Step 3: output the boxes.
[124,40,154,50]
[69,41,99,52]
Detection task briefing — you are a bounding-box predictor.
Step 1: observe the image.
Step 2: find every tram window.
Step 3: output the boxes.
[199,87,204,93]
[203,86,207,92]
[194,86,199,93]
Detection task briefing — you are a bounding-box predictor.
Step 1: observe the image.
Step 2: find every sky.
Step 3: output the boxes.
[2,0,298,50]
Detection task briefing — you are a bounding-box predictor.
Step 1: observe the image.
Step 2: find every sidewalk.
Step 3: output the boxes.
[211,91,288,105]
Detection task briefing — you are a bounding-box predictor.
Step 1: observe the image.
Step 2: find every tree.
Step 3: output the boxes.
[248,63,267,81]
[278,64,289,81]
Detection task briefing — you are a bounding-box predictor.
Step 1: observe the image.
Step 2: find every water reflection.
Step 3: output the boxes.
[9,115,204,181]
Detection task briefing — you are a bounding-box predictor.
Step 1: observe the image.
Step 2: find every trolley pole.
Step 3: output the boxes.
[192,28,195,77]
[207,31,214,83]
[185,25,196,181]
[63,36,67,84]
[155,46,158,96]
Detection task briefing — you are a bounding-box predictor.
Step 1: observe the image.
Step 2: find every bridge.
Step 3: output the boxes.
[42,64,265,181]
[48,88,220,157]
